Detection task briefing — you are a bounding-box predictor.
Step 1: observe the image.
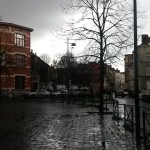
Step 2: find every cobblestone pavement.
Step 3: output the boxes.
[0,100,145,150]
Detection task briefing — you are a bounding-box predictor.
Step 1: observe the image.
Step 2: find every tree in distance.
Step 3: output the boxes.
[52,52,78,68]
[40,53,51,65]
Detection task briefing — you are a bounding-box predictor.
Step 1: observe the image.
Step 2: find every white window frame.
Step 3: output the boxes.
[145,55,150,61]
[15,33,25,47]
[146,67,150,76]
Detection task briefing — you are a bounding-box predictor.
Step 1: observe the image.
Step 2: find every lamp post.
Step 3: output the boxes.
[66,38,76,97]
[133,0,140,143]
[67,38,76,53]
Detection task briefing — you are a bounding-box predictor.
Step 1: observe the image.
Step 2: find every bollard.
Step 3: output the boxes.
[102,141,105,148]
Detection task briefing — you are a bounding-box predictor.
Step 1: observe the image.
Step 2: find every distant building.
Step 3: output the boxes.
[115,70,125,90]
[124,54,134,89]
[54,62,122,93]
[138,35,150,90]
[0,22,33,96]
[30,50,55,91]
[124,34,150,91]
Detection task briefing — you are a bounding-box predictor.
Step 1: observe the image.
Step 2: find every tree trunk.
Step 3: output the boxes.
[99,56,105,114]
[99,33,105,114]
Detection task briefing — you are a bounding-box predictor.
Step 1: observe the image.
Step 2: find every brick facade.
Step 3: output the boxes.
[0,22,33,96]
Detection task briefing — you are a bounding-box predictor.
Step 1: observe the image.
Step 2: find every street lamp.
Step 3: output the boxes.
[133,0,140,143]
[67,38,76,53]
[66,38,76,97]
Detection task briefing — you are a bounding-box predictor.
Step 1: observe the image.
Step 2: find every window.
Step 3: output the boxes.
[16,54,25,67]
[146,81,150,90]
[146,67,150,76]
[125,57,128,63]
[15,33,25,47]
[146,55,150,61]
[15,76,25,89]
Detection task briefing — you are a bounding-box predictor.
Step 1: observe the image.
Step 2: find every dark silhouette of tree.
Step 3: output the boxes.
[0,30,15,71]
[58,0,135,113]
[0,30,16,99]
[40,53,51,65]
[52,59,59,69]
[53,52,78,68]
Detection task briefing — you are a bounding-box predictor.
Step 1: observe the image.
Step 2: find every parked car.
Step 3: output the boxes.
[61,90,68,95]
[115,90,124,98]
[52,91,63,97]
[128,89,142,98]
[128,89,135,98]
[70,89,81,96]
[25,89,50,98]
[124,89,129,96]
[139,90,149,100]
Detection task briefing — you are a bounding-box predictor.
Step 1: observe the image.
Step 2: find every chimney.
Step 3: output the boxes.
[141,34,150,45]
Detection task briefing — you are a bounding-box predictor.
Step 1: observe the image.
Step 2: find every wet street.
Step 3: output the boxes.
[0,99,145,150]
[116,96,150,108]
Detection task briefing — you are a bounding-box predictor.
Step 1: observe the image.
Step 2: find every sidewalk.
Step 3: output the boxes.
[0,100,145,150]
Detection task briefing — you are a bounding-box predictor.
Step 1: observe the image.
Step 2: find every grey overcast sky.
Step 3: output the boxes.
[0,0,150,70]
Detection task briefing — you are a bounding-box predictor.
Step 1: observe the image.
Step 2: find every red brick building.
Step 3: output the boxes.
[0,22,33,97]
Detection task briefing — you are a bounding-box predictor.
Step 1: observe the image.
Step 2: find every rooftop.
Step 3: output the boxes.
[0,21,33,32]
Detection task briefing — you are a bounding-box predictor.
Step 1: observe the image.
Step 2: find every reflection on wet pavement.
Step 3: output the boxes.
[0,100,144,150]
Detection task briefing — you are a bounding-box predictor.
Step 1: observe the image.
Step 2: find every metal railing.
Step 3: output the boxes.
[112,99,150,146]
[124,104,134,131]
[113,99,120,119]
[143,111,150,147]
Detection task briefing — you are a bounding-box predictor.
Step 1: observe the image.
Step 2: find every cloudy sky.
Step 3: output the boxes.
[0,0,150,70]
[0,0,67,59]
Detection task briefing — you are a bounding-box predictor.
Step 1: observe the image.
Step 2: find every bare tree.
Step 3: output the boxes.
[52,59,59,68]
[0,30,15,70]
[58,52,78,68]
[0,30,17,99]
[58,0,135,113]
[40,53,51,65]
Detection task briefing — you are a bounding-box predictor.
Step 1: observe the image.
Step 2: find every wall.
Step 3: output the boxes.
[0,22,33,97]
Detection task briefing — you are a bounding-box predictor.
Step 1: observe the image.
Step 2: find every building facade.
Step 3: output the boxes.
[114,70,125,90]
[138,35,150,90]
[0,22,33,96]
[124,34,150,91]
[124,54,134,89]
[54,62,121,93]
[30,50,55,91]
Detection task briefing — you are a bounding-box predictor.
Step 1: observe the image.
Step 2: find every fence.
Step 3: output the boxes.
[143,111,150,147]
[124,104,134,131]
[112,99,150,147]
